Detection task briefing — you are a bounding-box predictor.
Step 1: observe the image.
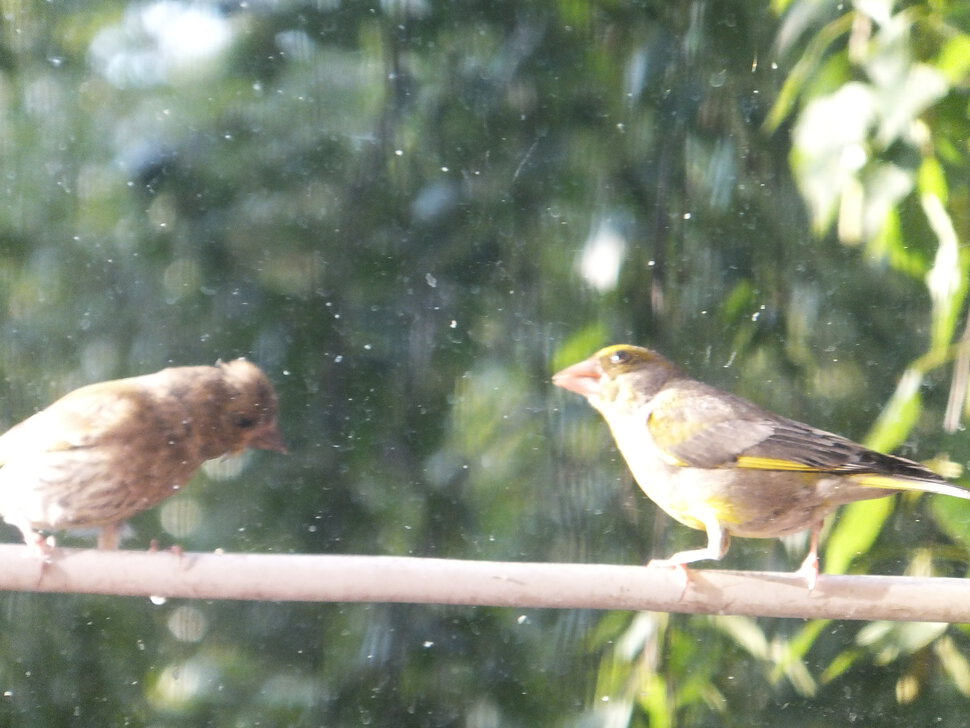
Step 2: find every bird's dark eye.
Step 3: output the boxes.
[609,349,632,365]
[235,415,257,429]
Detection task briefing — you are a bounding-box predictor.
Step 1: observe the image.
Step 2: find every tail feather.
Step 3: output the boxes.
[850,473,970,500]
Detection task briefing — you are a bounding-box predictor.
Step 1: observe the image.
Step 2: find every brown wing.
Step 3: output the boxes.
[0,379,146,463]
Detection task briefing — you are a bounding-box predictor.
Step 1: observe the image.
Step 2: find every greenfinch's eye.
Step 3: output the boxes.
[609,349,631,366]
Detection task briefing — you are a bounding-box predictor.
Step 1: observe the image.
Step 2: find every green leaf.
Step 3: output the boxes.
[867,208,926,277]
[922,193,969,352]
[823,497,895,576]
[930,496,970,555]
[765,13,855,132]
[918,156,949,203]
[551,322,610,373]
[865,367,923,453]
[936,34,970,85]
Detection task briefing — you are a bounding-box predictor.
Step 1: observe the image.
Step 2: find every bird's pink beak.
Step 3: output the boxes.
[552,356,603,398]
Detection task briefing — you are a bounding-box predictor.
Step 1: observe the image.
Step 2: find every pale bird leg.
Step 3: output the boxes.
[97,523,121,550]
[647,517,730,596]
[792,521,823,591]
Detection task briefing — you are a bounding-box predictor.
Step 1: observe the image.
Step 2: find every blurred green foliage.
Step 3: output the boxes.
[0,0,966,726]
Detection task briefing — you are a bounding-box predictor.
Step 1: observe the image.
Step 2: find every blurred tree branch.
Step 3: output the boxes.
[3,545,969,622]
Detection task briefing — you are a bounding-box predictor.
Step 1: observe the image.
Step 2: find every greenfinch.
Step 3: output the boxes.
[553,344,970,586]
[0,359,285,553]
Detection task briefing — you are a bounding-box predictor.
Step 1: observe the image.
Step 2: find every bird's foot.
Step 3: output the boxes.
[793,552,819,591]
[149,540,185,568]
[18,529,54,562]
[646,558,692,598]
[19,531,55,582]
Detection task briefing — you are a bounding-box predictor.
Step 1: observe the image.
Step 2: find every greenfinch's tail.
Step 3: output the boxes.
[848,474,970,500]
[735,454,970,500]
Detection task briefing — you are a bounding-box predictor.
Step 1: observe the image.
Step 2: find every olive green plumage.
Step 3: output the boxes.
[554,344,969,584]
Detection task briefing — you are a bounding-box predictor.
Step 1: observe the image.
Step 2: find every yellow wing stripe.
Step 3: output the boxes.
[735,456,830,472]
[848,474,922,490]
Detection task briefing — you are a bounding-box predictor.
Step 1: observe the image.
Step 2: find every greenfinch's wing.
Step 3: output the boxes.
[646,381,778,468]
[741,418,879,469]
[648,379,947,484]
[738,417,944,480]
[737,417,970,498]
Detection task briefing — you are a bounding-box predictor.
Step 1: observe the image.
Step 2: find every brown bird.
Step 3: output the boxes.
[0,359,286,553]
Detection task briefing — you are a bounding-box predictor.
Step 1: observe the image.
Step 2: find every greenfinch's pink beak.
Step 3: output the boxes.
[552,357,603,398]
